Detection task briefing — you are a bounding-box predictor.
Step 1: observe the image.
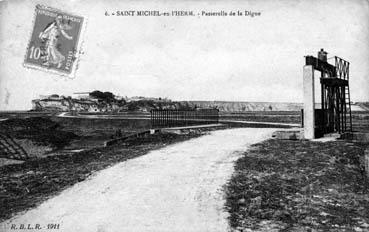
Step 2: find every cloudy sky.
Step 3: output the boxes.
[0,0,368,110]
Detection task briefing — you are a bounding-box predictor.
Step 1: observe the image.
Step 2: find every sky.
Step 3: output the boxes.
[0,0,368,110]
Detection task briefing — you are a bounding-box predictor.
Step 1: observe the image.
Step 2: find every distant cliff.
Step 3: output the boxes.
[185,101,302,112]
[184,101,366,112]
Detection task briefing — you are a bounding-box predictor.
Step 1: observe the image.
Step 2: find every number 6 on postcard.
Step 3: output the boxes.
[24,5,85,77]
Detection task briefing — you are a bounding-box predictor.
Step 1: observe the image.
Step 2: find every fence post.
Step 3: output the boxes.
[150,110,152,127]
[184,110,186,126]
[365,148,369,178]
[165,110,167,127]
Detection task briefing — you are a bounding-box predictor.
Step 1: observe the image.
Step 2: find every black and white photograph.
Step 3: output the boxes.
[0,0,369,231]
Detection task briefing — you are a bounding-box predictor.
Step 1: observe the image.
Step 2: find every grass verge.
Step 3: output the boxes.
[225,139,369,231]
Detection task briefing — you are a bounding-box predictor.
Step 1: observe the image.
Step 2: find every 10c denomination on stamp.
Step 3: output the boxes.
[24,5,85,77]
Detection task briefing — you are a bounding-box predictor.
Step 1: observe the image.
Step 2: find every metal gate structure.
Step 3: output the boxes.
[305,49,352,137]
[150,109,219,128]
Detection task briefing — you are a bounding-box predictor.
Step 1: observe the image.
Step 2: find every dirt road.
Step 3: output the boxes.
[2,128,276,232]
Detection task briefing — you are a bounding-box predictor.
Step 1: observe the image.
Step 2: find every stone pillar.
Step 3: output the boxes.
[303,65,315,139]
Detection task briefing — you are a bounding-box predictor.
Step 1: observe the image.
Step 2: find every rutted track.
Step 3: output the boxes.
[1,128,276,232]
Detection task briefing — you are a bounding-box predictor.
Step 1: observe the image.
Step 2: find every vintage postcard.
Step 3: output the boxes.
[0,0,369,232]
[24,5,84,77]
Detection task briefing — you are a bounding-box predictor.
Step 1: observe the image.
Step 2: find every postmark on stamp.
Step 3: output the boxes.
[24,5,85,77]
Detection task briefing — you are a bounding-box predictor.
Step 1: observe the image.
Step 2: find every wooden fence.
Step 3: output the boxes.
[150,109,219,128]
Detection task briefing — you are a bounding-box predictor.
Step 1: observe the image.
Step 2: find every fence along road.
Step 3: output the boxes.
[2,128,276,232]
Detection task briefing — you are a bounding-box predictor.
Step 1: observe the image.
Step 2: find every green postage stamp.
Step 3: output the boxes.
[24,5,85,77]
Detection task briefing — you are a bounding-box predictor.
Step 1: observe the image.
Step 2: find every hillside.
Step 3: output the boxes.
[31,92,368,113]
[185,101,367,112]
[187,101,302,112]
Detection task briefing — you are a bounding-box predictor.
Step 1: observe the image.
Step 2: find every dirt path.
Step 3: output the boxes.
[2,128,276,232]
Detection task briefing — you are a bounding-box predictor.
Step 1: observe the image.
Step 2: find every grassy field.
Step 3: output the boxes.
[0,116,153,160]
[220,110,369,231]
[225,139,369,231]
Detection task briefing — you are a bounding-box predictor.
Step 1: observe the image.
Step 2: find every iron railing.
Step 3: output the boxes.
[151,109,219,128]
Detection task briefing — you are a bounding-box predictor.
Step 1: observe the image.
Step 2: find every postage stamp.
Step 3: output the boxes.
[24,5,85,77]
